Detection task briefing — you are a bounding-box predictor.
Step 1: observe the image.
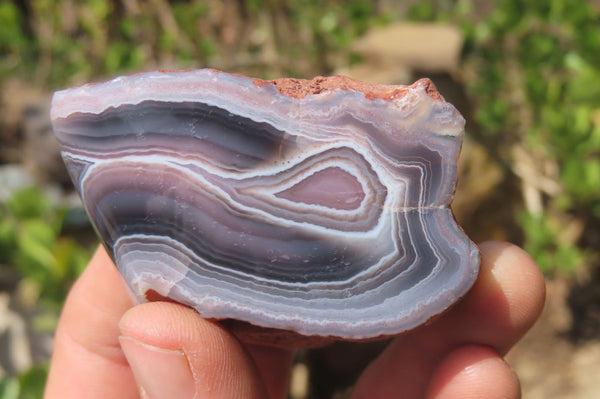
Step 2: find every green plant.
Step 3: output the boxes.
[0,0,394,88]
[0,365,47,399]
[0,187,93,395]
[0,187,91,306]
[408,0,600,274]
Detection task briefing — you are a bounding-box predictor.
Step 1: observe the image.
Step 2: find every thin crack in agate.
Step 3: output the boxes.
[51,69,480,340]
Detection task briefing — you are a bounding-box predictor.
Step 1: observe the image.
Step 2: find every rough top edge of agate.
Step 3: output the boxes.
[51,68,456,126]
[253,74,444,101]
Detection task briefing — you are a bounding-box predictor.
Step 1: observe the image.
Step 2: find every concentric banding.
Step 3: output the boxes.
[51,69,479,339]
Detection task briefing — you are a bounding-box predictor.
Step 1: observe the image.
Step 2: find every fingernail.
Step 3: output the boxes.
[119,335,196,399]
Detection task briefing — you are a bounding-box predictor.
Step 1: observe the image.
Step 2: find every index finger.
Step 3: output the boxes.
[45,246,138,399]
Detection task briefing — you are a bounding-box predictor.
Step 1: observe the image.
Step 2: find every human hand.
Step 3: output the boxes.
[44,241,544,398]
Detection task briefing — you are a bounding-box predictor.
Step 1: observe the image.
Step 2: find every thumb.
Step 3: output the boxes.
[118,301,270,399]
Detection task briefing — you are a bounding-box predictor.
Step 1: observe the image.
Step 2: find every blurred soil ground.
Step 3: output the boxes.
[506,278,600,399]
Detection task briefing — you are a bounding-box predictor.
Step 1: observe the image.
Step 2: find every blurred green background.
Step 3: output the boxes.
[1,0,600,398]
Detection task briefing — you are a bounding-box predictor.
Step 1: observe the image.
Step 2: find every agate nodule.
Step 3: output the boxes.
[51,69,479,344]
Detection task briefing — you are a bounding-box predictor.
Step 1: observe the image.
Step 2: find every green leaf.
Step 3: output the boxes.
[16,365,48,399]
[17,219,57,275]
[0,377,19,399]
[7,188,50,220]
[561,158,600,203]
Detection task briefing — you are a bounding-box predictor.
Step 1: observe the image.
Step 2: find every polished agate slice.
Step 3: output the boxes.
[51,69,479,341]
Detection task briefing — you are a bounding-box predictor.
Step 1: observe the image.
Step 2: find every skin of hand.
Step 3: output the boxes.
[44,240,545,399]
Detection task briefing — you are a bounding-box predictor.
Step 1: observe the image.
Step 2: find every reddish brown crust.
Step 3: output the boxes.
[253,75,443,102]
[220,319,403,348]
[217,311,443,348]
[144,289,179,303]
[421,78,444,101]
[220,319,336,348]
